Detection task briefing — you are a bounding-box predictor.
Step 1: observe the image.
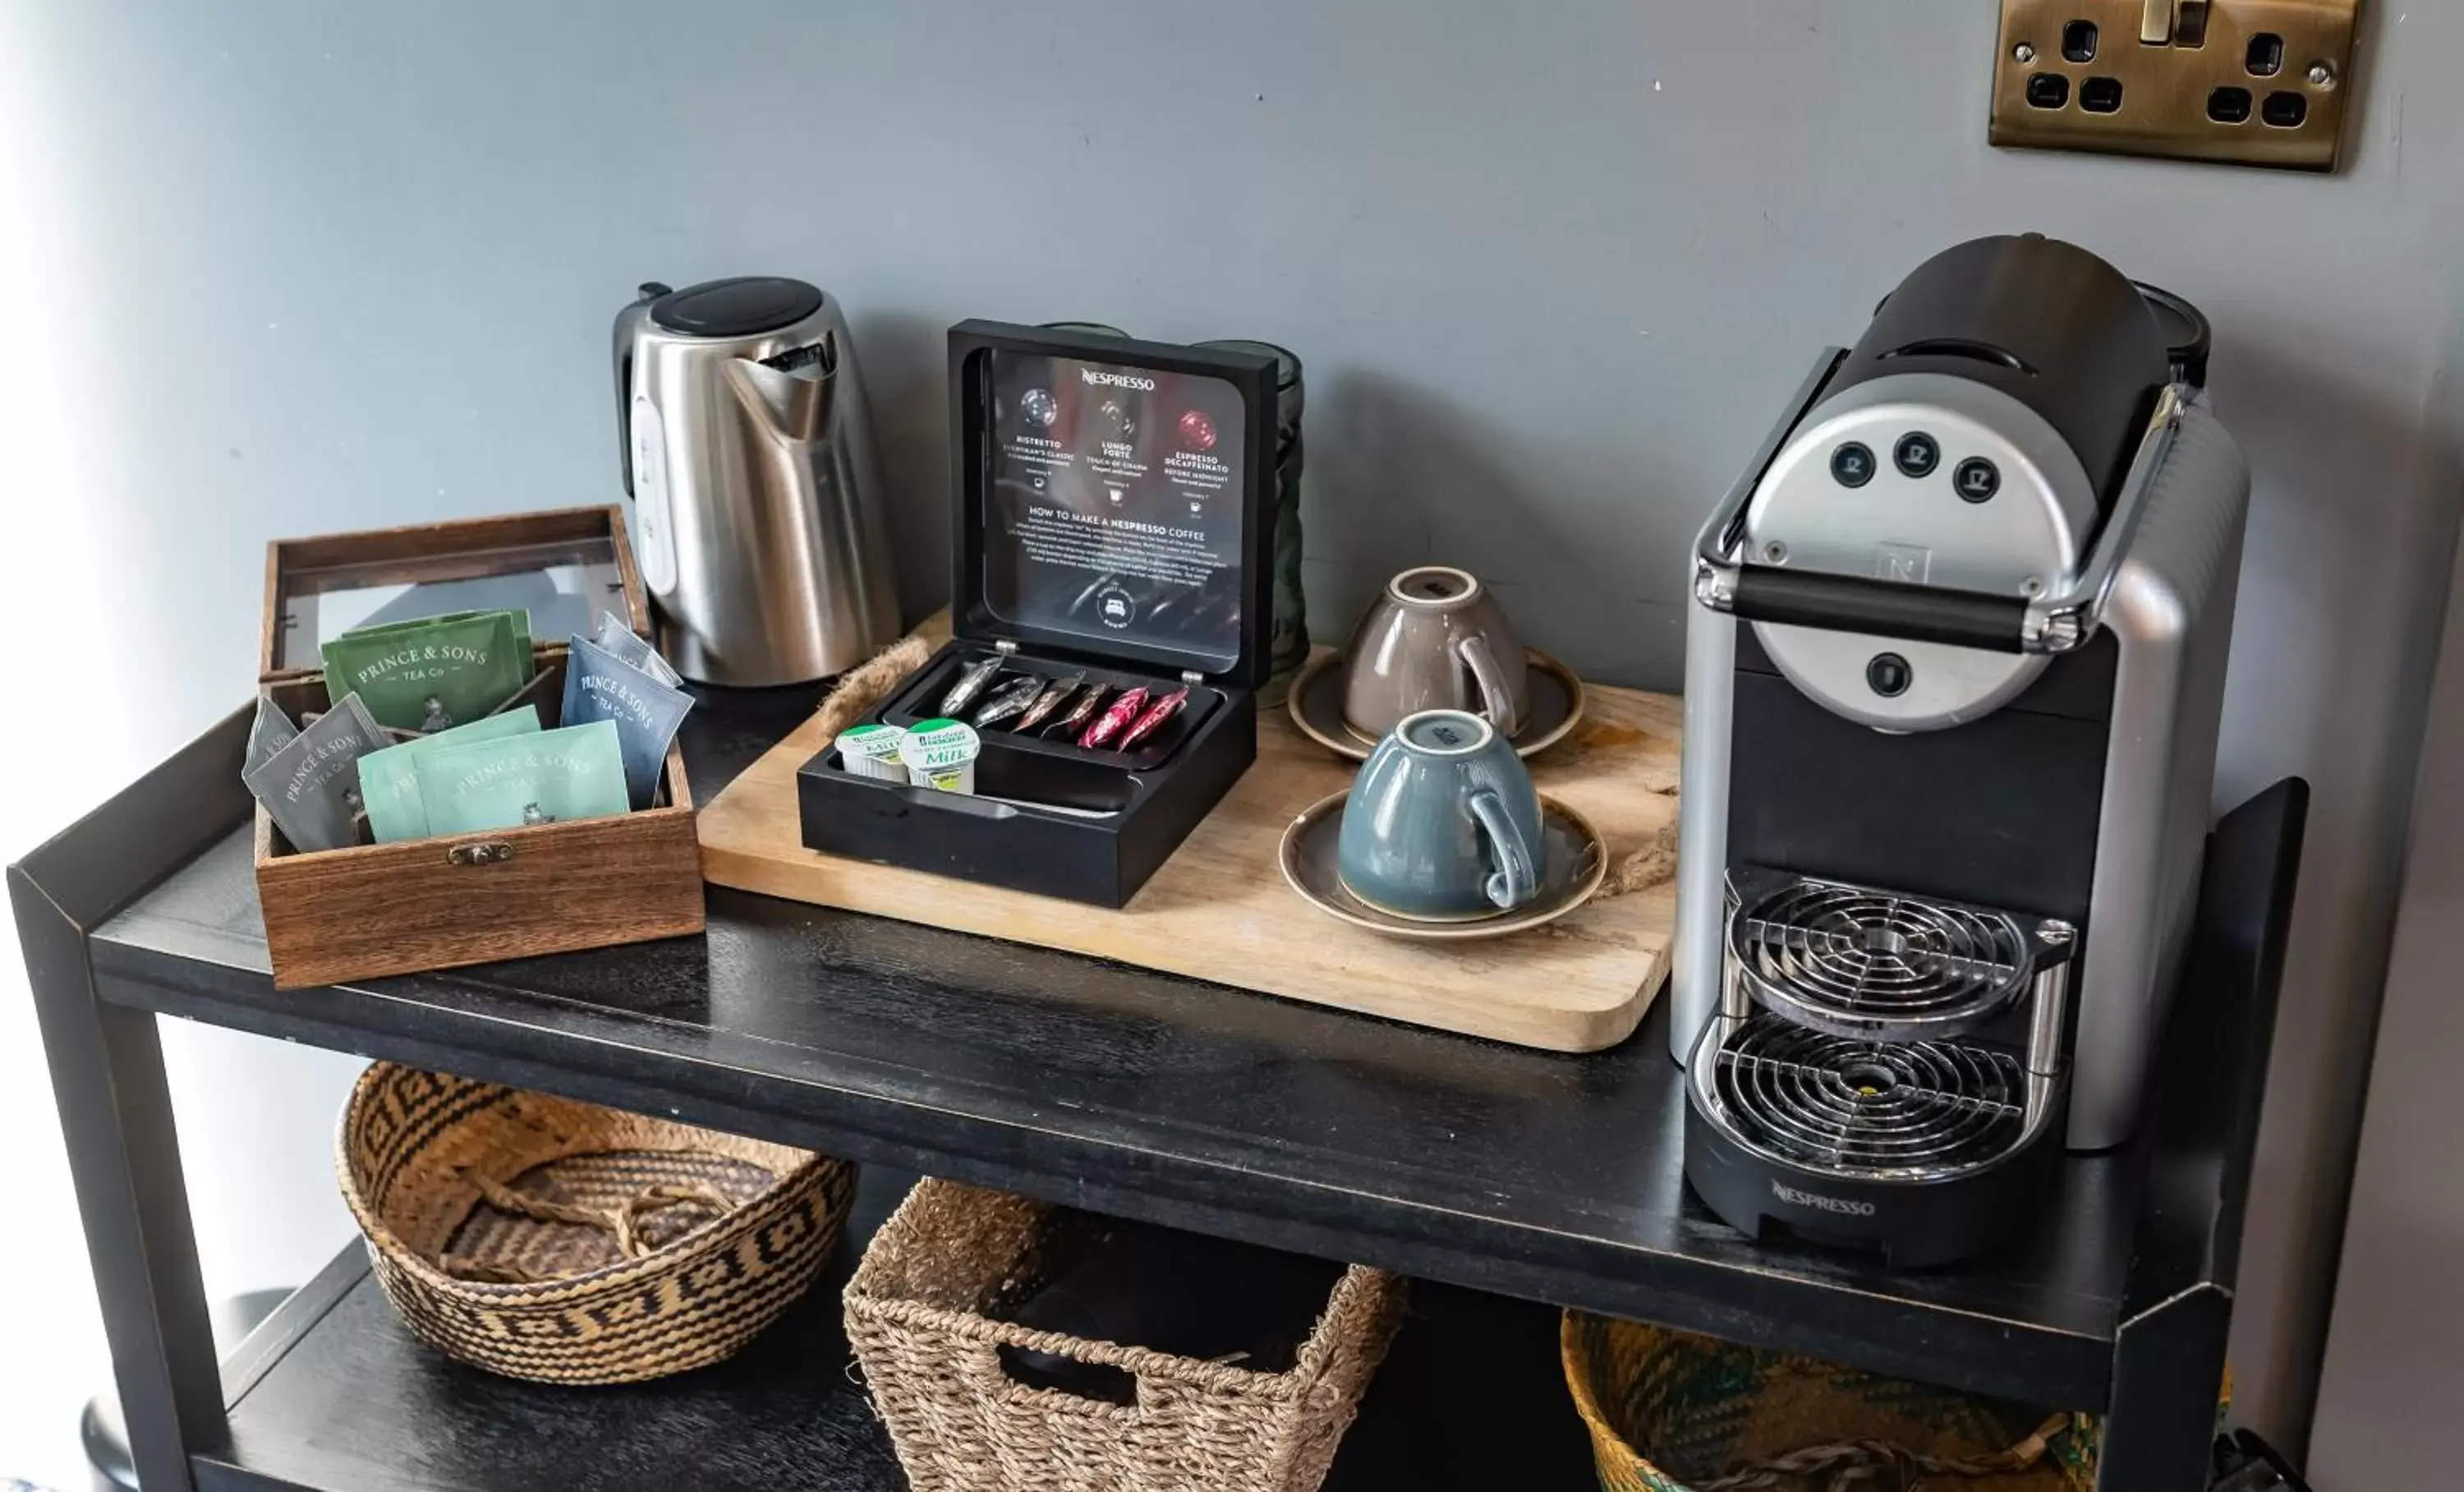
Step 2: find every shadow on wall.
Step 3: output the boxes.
[843,306,955,628]
[1303,367,1691,689]
[2210,324,2464,1444]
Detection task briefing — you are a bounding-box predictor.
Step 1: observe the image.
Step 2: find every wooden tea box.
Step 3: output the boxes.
[254,506,702,988]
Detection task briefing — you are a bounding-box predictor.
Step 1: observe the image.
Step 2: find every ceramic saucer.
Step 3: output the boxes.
[1278,790,1609,941]
[1285,648,1585,762]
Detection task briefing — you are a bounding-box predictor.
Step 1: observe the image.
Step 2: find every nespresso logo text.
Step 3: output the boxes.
[1772,1181,1877,1217]
[1081,370,1156,391]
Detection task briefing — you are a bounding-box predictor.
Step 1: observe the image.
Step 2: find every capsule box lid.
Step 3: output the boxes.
[949,320,1278,690]
[260,505,650,684]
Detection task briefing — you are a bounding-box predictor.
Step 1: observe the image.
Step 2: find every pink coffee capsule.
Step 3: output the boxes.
[1115,685,1192,751]
[1078,686,1151,750]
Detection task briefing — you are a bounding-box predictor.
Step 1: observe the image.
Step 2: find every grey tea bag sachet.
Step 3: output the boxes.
[246,695,300,776]
[354,705,543,843]
[241,693,390,852]
[561,635,693,808]
[321,608,532,733]
[593,610,683,688]
[416,721,630,835]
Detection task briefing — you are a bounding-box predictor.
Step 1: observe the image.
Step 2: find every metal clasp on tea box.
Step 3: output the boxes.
[448,841,515,867]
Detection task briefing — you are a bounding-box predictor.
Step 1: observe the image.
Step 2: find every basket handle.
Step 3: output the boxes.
[438,1170,738,1283]
[959,1338,1161,1418]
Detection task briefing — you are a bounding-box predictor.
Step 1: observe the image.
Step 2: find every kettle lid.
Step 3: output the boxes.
[650,276,825,338]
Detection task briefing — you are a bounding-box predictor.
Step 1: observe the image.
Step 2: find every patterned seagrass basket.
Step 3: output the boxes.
[1562,1313,2104,1492]
[844,1177,1408,1492]
[338,1061,854,1384]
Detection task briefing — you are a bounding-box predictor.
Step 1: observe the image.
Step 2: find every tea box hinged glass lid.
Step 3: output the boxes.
[263,509,638,680]
[948,320,1279,692]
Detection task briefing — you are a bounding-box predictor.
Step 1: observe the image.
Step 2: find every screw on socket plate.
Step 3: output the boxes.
[2308,60,2337,88]
[2013,41,2038,63]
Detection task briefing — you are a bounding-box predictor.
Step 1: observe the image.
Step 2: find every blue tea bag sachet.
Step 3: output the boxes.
[561,634,693,808]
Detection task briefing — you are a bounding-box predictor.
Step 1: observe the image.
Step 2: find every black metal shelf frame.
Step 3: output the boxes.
[10,696,2306,1492]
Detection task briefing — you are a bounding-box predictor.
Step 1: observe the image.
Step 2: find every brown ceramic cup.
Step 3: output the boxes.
[1339,565,1530,742]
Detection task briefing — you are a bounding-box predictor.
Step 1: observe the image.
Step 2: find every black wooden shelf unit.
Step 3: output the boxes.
[11,686,2306,1492]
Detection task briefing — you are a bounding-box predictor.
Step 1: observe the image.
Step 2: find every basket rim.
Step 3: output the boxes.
[844,1177,1405,1398]
[336,1061,834,1301]
[1560,1309,1641,1475]
[1559,1310,2108,1492]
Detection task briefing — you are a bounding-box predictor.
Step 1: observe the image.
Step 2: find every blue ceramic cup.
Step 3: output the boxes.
[1335,708,1543,921]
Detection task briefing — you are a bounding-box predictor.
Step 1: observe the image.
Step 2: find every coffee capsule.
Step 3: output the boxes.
[1078,687,1152,750]
[1015,672,1087,734]
[971,675,1045,729]
[938,656,1004,716]
[1116,685,1192,751]
[1048,684,1110,739]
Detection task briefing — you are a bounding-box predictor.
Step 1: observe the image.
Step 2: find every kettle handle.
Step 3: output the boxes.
[612,282,670,496]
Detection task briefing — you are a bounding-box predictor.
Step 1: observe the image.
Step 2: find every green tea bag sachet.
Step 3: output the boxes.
[354,706,543,843]
[320,609,531,732]
[415,720,630,835]
[241,693,390,852]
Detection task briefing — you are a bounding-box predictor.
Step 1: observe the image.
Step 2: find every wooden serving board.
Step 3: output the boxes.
[698,656,1682,1052]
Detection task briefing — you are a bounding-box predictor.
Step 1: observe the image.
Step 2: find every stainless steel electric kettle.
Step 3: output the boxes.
[613,277,901,686]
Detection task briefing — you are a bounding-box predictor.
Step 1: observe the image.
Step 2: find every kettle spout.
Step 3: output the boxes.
[722,338,837,444]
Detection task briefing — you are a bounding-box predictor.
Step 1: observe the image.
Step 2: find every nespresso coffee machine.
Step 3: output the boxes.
[1673,234,2248,1265]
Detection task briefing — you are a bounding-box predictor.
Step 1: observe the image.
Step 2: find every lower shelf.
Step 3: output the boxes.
[199,1168,1598,1492]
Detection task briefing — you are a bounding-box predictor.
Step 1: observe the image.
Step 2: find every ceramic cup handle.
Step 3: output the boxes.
[1456,634,1523,738]
[1469,790,1538,910]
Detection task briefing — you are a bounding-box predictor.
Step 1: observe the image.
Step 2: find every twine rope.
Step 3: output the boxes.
[439,1168,738,1284]
[814,636,935,743]
[1696,1412,2074,1492]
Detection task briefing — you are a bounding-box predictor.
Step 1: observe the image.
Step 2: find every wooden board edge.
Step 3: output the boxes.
[696,835,1663,1054]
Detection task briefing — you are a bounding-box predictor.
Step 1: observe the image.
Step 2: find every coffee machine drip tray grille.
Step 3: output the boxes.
[1708,1015,2027,1181]
[1728,873,2034,1040]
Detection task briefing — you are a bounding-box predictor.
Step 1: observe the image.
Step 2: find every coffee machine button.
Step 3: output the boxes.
[1866,652,1913,698]
[1831,442,1878,487]
[1955,458,2002,502]
[1894,432,1940,478]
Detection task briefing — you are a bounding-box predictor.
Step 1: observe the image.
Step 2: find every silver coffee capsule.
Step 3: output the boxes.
[972,675,1045,729]
[938,656,1005,716]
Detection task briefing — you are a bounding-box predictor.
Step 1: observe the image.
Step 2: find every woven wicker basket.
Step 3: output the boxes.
[338,1062,854,1384]
[844,1178,1408,1492]
[1563,1312,2102,1491]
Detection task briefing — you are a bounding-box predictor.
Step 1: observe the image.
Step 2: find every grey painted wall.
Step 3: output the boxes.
[2310,527,2464,1484]
[12,0,2463,1453]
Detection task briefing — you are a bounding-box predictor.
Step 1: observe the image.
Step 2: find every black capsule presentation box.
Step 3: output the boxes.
[798,322,1279,907]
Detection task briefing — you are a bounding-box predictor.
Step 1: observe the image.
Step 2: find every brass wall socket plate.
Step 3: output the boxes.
[1991,1,2360,171]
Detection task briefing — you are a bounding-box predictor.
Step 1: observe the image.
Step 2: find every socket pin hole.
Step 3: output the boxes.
[2263,90,2309,127]
[2246,32,2285,77]
[2080,76,2123,113]
[2062,20,2099,63]
[2026,72,2072,109]
[2208,86,2253,124]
